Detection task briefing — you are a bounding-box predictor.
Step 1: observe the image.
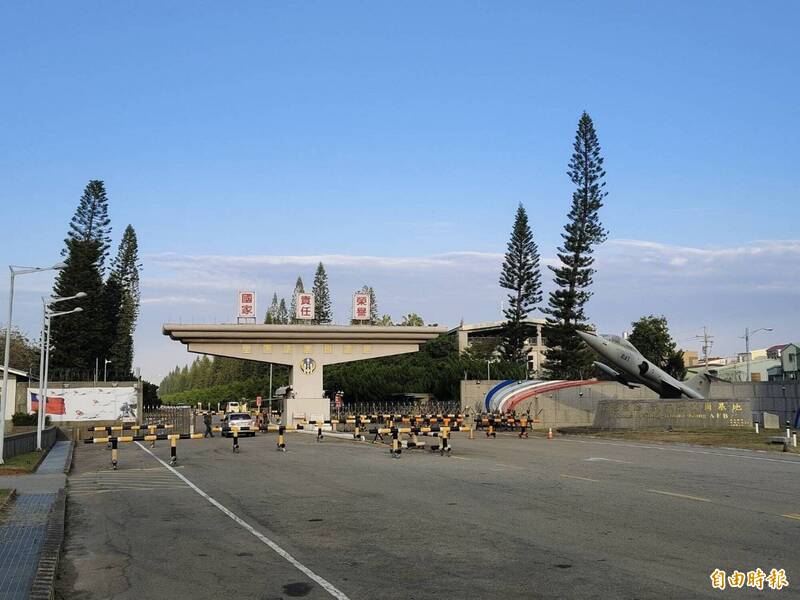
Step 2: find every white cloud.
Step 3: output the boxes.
[126,240,800,381]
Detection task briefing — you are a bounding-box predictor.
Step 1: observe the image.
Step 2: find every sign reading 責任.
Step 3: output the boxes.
[296,292,315,320]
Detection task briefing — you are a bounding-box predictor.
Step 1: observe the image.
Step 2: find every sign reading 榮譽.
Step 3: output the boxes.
[238,291,256,319]
[296,292,315,320]
[352,292,370,322]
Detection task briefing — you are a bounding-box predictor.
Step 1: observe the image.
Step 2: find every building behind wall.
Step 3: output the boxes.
[767,343,800,381]
[450,319,547,376]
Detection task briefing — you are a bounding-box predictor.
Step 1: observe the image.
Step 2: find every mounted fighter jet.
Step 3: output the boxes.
[577,330,710,400]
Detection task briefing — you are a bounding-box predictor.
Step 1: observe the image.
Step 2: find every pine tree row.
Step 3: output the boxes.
[49,180,141,379]
[499,112,608,379]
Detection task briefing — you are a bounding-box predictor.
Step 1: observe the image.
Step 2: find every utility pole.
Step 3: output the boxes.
[692,327,714,373]
[740,327,773,383]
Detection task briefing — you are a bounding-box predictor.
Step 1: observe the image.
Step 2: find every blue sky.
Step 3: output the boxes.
[1,1,798,380]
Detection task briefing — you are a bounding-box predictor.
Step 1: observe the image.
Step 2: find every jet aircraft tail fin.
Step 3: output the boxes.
[684,372,712,399]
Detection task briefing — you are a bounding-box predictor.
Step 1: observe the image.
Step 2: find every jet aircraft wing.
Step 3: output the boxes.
[592,361,640,389]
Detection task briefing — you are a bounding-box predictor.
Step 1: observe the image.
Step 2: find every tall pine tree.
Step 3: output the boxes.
[265,293,279,324]
[289,277,304,324]
[276,298,289,324]
[107,225,141,377]
[312,262,332,324]
[50,237,107,372]
[50,180,114,373]
[543,112,608,379]
[499,203,542,363]
[63,180,112,270]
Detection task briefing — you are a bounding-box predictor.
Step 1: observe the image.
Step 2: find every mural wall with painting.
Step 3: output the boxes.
[29,387,138,422]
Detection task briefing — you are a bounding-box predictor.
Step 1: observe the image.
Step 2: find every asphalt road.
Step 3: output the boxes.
[56,429,800,599]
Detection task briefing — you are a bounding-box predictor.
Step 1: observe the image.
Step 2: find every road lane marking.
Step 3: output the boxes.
[69,487,189,495]
[560,474,599,482]
[135,442,350,600]
[564,438,800,465]
[584,457,630,464]
[782,514,800,521]
[646,489,711,503]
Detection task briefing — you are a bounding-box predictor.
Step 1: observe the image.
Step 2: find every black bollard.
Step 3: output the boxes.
[391,427,401,458]
[170,436,177,465]
[277,425,286,452]
[111,437,119,470]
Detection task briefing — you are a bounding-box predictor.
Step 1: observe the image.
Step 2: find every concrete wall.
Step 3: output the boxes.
[461,379,800,428]
[13,381,143,434]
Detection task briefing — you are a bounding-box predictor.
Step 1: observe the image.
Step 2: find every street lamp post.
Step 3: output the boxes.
[104,359,112,382]
[36,293,86,450]
[742,327,774,383]
[1,263,66,464]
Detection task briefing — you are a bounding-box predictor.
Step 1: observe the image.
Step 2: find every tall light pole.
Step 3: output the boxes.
[742,327,773,383]
[1,262,66,464]
[37,293,86,450]
[104,358,112,382]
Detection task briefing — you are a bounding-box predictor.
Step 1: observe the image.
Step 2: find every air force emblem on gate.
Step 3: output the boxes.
[300,357,316,375]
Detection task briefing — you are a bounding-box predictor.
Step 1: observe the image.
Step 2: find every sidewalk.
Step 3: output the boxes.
[0,441,72,599]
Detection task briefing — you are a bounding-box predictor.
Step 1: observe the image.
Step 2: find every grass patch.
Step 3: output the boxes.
[0,450,45,474]
[563,427,799,453]
[0,489,10,501]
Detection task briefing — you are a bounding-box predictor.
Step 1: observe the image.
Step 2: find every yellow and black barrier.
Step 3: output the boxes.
[84,433,205,467]
[88,423,174,433]
[474,413,540,435]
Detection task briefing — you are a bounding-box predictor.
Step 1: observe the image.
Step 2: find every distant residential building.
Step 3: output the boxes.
[767,344,790,360]
[688,357,779,382]
[682,350,699,367]
[450,319,547,376]
[767,343,800,381]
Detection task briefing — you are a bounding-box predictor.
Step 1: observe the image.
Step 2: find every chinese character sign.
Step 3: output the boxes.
[296,292,315,320]
[352,292,371,321]
[238,291,256,319]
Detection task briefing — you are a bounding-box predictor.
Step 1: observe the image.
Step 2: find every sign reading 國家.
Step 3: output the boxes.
[352,292,371,321]
[296,292,315,320]
[238,291,256,319]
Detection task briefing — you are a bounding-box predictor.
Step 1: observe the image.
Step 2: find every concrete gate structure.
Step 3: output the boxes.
[163,324,446,424]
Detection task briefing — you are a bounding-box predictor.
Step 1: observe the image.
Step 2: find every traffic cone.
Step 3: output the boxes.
[547,428,554,440]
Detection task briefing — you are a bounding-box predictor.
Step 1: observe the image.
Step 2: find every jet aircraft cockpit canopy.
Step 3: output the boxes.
[600,334,638,352]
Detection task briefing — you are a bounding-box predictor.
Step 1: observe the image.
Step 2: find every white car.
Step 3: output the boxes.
[225,401,241,413]
[221,412,256,437]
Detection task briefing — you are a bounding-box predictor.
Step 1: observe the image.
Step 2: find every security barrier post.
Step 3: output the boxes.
[317,426,323,442]
[354,416,361,441]
[391,427,400,458]
[441,428,451,456]
[170,435,177,465]
[277,425,286,452]
[111,437,119,470]
[232,426,240,453]
[149,425,157,448]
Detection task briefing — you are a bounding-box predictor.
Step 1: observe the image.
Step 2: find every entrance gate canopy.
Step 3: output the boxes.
[163,324,446,424]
